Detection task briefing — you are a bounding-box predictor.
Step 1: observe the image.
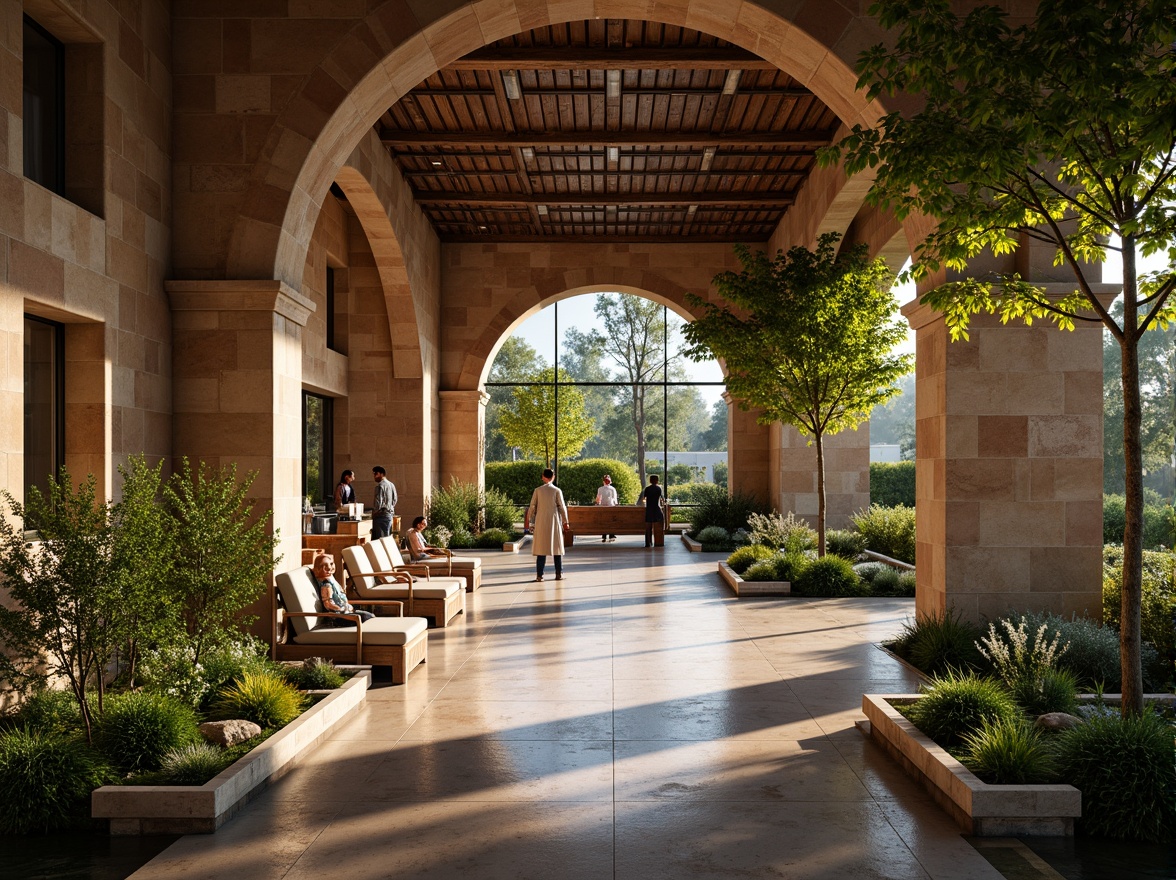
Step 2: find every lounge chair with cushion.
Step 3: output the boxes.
[342,543,464,628]
[274,566,428,684]
[384,535,482,592]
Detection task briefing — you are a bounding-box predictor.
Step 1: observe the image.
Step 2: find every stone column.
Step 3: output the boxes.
[769,421,870,530]
[905,286,1109,622]
[167,280,314,642]
[725,392,771,508]
[439,389,488,491]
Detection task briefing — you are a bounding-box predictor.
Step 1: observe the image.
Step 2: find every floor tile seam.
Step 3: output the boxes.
[268,801,347,880]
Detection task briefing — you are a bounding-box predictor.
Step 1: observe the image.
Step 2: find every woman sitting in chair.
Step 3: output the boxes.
[312,554,373,626]
[406,516,449,562]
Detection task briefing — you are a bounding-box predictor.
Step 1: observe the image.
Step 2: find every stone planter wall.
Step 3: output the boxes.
[860,693,1080,836]
[718,561,791,597]
[92,669,371,835]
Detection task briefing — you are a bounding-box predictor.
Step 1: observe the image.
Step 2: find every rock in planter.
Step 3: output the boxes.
[1035,712,1083,731]
[199,719,261,747]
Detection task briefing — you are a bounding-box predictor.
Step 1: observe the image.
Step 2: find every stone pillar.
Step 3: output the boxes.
[167,280,314,642]
[725,392,771,508]
[905,287,1108,622]
[439,389,488,491]
[770,421,870,529]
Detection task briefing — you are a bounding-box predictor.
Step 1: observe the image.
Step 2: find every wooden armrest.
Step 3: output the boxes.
[397,564,432,579]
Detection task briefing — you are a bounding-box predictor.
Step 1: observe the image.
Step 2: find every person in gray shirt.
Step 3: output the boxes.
[371,466,398,539]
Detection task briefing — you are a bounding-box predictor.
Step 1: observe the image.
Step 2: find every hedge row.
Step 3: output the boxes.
[870,461,915,507]
[485,458,642,506]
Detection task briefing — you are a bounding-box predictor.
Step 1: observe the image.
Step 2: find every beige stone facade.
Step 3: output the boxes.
[0,0,1106,631]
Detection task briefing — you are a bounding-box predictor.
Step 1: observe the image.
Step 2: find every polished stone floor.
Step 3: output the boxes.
[130,539,1004,880]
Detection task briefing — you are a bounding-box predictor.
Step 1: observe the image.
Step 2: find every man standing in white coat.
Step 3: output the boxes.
[594,474,618,542]
[525,468,570,582]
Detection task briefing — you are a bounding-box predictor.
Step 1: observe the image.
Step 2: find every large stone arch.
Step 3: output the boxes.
[217,0,896,287]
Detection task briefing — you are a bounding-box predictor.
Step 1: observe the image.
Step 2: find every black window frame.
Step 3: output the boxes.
[302,391,334,506]
[22,14,66,197]
[325,266,339,354]
[23,315,65,501]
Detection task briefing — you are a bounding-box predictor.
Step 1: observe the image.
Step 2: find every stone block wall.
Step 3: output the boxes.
[0,0,172,504]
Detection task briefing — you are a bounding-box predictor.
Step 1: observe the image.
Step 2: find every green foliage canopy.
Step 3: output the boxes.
[682,233,912,552]
[498,367,594,466]
[823,0,1176,715]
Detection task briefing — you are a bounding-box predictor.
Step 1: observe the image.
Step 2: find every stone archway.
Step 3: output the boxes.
[201,0,894,288]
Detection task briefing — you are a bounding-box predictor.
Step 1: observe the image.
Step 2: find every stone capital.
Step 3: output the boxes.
[164,280,316,327]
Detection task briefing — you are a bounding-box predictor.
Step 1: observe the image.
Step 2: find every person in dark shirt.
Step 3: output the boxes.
[640,475,664,548]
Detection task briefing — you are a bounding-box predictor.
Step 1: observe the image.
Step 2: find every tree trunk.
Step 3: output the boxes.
[633,384,647,487]
[815,430,826,557]
[1119,245,1144,717]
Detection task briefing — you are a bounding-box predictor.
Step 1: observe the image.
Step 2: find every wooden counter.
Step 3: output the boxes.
[564,506,668,547]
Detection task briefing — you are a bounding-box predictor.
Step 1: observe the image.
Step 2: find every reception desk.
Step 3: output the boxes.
[302,518,374,586]
[564,506,669,547]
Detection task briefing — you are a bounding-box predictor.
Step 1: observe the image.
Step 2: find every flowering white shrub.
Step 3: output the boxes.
[976,616,1068,686]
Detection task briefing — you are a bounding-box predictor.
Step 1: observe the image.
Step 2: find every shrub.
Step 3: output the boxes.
[870,461,916,507]
[97,691,199,774]
[484,461,544,506]
[210,672,308,730]
[887,609,985,676]
[869,566,901,595]
[851,504,916,564]
[158,742,233,786]
[747,511,816,553]
[557,459,641,505]
[1102,545,1175,670]
[906,672,1018,748]
[1054,710,1176,842]
[961,718,1055,785]
[1103,494,1176,549]
[665,482,711,504]
[826,528,867,560]
[696,525,731,548]
[0,729,112,834]
[726,544,775,575]
[482,488,520,531]
[448,528,475,549]
[895,572,917,597]
[1010,668,1079,716]
[474,527,514,548]
[284,658,345,691]
[1013,610,1154,692]
[687,484,768,535]
[977,616,1068,687]
[426,480,480,534]
[792,555,866,597]
[7,689,82,735]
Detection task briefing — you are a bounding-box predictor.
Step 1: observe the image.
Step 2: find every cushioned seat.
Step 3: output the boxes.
[342,544,464,628]
[274,566,428,683]
[382,536,482,592]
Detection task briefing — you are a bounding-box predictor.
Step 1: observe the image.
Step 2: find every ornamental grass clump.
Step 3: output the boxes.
[886,609,985,675]
[743,553,804,583]
[825,528,866,560]
[96,691,200,774]
[158,742,233,786]
[4,688,82,735]
[285,657,346,691]
[1010,668,1079,717]
[474,527,514,548]
[961,717,1055,785]
[0,729,112,834]
[1053,710,1176,843]
[726,544,776,575]
[210,672,308,730]
[906,671,1018,749]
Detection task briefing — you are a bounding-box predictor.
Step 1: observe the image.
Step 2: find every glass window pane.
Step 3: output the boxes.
[22,17,64,194]
[24,316,62,500]
[303,392,331,505]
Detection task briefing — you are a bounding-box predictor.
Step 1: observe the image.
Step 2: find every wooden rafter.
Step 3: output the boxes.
[411,191,797,206]
[447,47,777,71]
[380,129,836,148]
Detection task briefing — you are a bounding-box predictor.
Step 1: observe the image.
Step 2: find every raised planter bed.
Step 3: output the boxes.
[92,669,372,835]
[503,533,532,554]
[681,534,729,553]
[717,560,791,596]
[859,693,1080,836]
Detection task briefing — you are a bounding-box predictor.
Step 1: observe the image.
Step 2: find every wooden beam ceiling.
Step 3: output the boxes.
[446,47,778,70]
[380,129,837,148]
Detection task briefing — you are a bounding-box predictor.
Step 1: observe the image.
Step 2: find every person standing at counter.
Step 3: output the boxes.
[372,466,398,539]
[640,474,664,548]
[332,469,355,512]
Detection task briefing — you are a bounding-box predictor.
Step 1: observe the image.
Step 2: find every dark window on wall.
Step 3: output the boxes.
[22,15,65,196]
[303,392,333,506]
[24,316,65,501]
[326,266,339,353]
